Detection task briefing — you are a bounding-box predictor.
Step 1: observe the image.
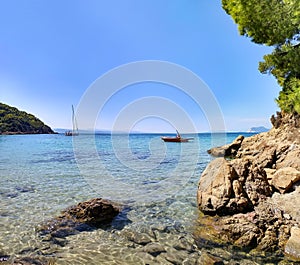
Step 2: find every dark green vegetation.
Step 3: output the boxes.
[222,0,300,114]
[0,103,54,134]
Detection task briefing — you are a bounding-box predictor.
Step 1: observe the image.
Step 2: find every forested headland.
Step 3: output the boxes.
[0,103,54,135]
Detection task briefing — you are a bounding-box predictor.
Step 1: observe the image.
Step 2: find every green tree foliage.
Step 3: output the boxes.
[0,103,54,134]
[222,0,300,114]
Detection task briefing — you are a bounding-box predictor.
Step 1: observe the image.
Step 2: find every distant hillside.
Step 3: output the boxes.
[248,126,269,133]
[0,103,54,135]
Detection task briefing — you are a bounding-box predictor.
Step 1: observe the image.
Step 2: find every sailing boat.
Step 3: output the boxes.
[65,105,79,136]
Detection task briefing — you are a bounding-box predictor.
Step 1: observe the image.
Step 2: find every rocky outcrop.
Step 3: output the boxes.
[207,135,244,157]
[197,157,272,215]
[197,112,300,260]
[270,111,300,129]
[206,201,295,252]
[38,198,121,241]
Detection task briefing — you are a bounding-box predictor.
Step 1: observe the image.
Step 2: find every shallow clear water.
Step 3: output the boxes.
[0,132,259,264]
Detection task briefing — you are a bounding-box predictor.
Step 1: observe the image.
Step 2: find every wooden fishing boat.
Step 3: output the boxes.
[161,137,190,142]
[161,130,193,142]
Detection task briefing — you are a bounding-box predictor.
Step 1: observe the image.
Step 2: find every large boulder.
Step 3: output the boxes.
[270,186,300,223]
[270,167,300,193]
[39,198,121,240]
[276,148,300,171]
[62,197,121,226]
[207,135,244,157]
[197,158,234,215]
[197,158,271,215]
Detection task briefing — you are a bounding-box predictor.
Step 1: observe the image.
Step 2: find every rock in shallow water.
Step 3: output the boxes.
[197,251,224,265]
[142,242,166,257]
[63,197,121,226]
[38,198,121,240]
[0,256,54,265]
[0,255,9,262]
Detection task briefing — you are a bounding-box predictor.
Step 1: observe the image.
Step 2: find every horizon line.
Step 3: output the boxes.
[53,128,263,134]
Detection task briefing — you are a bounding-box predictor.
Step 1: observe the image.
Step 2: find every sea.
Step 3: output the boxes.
[1,132,282,265]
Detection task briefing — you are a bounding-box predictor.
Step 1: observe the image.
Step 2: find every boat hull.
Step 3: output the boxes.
[65,131,79,136]
[161,137,190,142]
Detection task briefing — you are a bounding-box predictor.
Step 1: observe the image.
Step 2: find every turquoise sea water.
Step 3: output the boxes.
[0,132,259,264]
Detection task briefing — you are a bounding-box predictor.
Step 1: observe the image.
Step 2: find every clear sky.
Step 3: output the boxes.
[0,0,281,132]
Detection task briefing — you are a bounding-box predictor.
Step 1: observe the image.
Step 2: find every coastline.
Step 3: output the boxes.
[0,131,58,135]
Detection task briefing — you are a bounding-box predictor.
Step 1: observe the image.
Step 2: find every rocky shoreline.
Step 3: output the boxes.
[197,112,300,261]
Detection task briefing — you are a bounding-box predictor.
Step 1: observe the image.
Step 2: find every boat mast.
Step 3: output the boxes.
[72,105,78,134]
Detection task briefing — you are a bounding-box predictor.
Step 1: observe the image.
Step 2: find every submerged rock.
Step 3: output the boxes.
[197,251,224,265]
[0,255,9,262]
[38,198,121,240]
[142,242,166,257]
[197,112,300,260]
[15,186,35,193]
[62,197,121,226]
[0,256,54,265]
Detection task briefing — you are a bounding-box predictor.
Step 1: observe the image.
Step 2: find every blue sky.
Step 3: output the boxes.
[0,0,280,132]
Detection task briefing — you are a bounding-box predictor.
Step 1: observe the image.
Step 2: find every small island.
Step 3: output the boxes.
[249,126,269,133]
[0,103,55,135]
